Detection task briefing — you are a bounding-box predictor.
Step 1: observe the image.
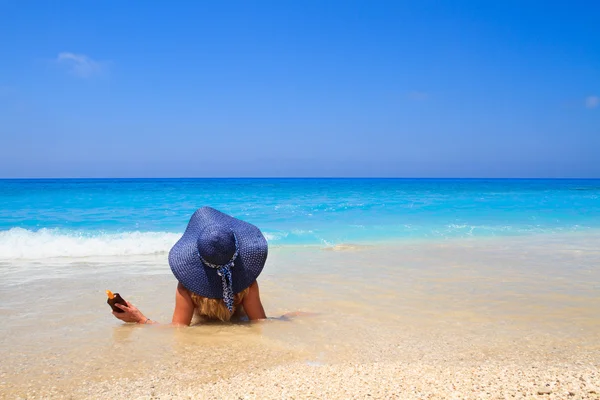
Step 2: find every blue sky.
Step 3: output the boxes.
[1,1,598,178]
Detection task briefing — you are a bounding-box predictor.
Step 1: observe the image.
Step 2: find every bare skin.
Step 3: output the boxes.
[112,280,267,325]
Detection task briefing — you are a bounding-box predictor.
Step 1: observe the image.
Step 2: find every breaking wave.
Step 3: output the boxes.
[0,228,181,260]
[0,227,292,260]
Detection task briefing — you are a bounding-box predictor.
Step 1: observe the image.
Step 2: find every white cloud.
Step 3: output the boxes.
[408,91,429,101]
[585,95,599,109]
[56,52,106,78]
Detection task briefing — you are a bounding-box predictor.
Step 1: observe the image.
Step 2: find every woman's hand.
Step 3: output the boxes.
[112,300,148,324]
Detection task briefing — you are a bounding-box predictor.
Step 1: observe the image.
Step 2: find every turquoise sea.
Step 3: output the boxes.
[1,178,599,260]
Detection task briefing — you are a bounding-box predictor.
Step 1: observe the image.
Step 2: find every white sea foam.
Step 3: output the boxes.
[0,228,181,260]
[291,229,314,234]
[3,225,588,261]
[0,227,291,261]
[263,231,288,242]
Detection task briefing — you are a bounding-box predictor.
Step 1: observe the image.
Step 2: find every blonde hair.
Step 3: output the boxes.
[190,288,249,322]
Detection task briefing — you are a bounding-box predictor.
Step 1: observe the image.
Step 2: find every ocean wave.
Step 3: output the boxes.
[1,224,593,260]
[0,228,181,260]
[0,227,294,260]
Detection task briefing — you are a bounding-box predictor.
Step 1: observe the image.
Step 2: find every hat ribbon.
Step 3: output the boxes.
[199,235,239,313]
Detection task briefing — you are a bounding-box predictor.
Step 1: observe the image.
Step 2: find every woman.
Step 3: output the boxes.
[112,206,268,325]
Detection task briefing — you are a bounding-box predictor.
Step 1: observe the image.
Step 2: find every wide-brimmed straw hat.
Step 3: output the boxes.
[168,207,268,311]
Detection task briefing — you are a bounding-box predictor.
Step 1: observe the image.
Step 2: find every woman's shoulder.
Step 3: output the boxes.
[177,282,193,298]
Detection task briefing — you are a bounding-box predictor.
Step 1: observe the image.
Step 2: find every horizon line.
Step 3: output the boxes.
[1,176,599,180]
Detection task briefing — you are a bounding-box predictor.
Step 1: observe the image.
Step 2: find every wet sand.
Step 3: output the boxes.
[1,233,599,399]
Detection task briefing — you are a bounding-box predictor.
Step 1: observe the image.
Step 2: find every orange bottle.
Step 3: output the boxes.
[106,290,127,313]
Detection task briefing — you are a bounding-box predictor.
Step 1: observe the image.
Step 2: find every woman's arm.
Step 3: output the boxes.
[112,301,150,323]
[171,282,195,326]
[111,283,195,326]
[242,281,267,321]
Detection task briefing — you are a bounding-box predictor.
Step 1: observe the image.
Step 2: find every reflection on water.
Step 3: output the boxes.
[1,234,600,396]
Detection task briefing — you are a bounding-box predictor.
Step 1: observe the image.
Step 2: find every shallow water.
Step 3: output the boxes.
[1,234,599,396]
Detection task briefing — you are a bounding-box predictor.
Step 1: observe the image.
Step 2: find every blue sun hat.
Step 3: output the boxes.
[168,207,268,312]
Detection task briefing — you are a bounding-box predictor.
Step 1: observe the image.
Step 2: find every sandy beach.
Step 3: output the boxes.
[1,233,599,399]
[32,357,600,399]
